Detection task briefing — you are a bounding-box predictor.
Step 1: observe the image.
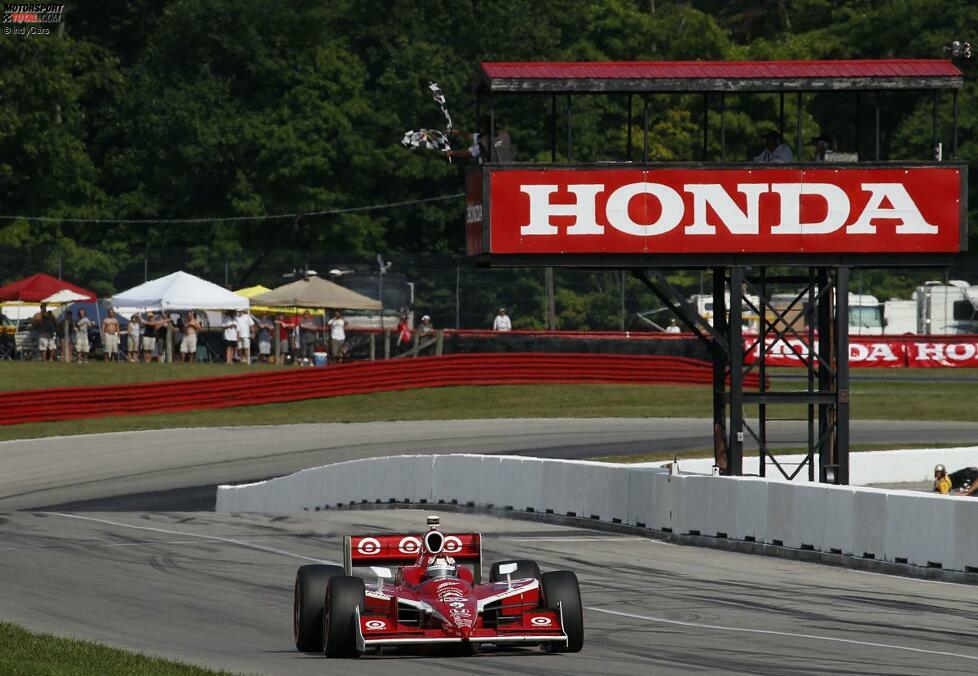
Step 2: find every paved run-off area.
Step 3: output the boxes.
[0,508,976,675]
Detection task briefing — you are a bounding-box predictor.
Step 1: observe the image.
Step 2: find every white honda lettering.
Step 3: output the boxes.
[945,343,977,361]
[685,183,766,235]
[606,182,683,236]
[849,183,937,234]
[849,343,869,361]
[866,343,899,362]
[770,183,850,235]
[914,343,944,361]
[520,184,604,235]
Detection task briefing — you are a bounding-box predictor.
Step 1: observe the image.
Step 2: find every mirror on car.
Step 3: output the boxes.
[498,562,518,576]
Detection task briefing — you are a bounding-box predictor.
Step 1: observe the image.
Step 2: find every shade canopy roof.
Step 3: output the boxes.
[112,271,249,312]
[478,59,964,93]
[43,289,93,304]
[252,276,381,310]
[233,285,271,298]
[0,273,96,302]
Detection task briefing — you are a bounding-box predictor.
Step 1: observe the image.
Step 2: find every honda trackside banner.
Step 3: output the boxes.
[745,336,978,368]
[487,167,964,254]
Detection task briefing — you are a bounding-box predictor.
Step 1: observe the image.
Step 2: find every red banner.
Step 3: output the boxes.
[745,336,978,367]
[486,167,963,254]
[907,340,978,367]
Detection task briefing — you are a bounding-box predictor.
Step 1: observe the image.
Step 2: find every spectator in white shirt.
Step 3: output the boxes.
[328,310,346,363]
[753,129,793,163]
[492,308,512,332]
[222,312,238,364]
[234,310,255,364]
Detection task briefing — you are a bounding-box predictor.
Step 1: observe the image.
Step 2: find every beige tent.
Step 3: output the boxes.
[252,276,381,310]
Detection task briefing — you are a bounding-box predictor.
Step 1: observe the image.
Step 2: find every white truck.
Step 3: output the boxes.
[882,281,978,335]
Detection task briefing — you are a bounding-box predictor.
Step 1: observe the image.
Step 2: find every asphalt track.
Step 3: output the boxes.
[2,508,977,675]
[2,418,978,510]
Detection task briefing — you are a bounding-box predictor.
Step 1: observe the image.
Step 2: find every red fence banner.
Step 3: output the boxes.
[907,340,978,367]
[483,166,964,255]
[745,335,978,368]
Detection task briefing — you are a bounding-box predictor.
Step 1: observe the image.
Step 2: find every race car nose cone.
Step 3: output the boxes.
[460,626,472,641]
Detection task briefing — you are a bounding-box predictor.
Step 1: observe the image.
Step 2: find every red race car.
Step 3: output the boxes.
[293,516,583,657]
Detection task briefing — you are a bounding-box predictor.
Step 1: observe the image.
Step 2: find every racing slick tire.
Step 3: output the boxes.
[294,564,345,652]
[324,575,366,658]
[489,559,541,583]
[540,571,584,653]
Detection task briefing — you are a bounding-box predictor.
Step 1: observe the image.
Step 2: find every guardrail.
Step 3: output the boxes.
[0,353,759,425]
[216,454,978,576]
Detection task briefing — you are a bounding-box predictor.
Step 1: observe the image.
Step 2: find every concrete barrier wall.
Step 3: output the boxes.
[216,454,978,574]
[663,445,978,485]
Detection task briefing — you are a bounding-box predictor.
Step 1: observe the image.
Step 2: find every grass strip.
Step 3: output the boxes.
[0,621,231,676]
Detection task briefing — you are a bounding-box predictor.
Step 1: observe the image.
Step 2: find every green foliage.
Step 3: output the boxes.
[0,0,974,324]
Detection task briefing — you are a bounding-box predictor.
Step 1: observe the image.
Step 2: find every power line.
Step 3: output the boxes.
[0,192,465,225]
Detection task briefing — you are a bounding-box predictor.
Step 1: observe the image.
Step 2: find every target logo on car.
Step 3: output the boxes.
[357,537,381,556]
[530,616,553,626]
[364,620,387,630]
[398,536,421,554]
[442,535,463,554]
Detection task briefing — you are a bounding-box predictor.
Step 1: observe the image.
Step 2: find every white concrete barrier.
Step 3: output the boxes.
[216,453,978,574]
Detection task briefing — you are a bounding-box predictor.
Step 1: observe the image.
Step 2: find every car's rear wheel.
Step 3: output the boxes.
[324,576,365,658]
[541,570,583,653]
[489,559,540,582]
[293,564,344,651]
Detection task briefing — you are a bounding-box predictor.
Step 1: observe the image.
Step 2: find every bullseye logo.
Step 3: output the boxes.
[530,616,552,626]
[398,536,421,555]
[357,537,381,556]
[442,536,463,554]
[364,620,387,630]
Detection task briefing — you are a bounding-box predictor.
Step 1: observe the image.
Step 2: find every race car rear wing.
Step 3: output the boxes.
[344,532,483,582]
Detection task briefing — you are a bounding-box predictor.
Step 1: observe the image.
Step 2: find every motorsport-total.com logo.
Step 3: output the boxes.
[3,3,64,36]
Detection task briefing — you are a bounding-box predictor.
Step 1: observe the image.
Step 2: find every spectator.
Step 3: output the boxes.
[493,307,512,332]
[235,309,255,364]
[328,310,348,363]
[396,313,412,353]
[933,464,952,495]
[101,308,121,362]
[811,133,836,162]
[127,314,141,362]
[222,312,238,364]
[299,310,318,365]
[448,115,513,163]
[665,318,681,334]
[753,129,793,163]
[141,311,167,362]
[181,311,203,363]
[418,315,435,339]
[274,313,293,363]
[58,309,76,363]
[32,303,56,362]
[74,308,92,363]
[256,314,273,364]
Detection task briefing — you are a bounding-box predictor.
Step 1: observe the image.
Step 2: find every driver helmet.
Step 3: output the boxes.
[935,464,947,476]
[425,555,457,580]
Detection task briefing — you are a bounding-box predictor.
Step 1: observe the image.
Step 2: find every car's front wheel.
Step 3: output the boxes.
[541,570,583,653]
[324,576,365,658]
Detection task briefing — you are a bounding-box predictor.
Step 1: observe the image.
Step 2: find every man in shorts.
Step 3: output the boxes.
[235,309,255,364]
[256,314,273,364]
[32,303,56,361]
[74,308,92,363]
[328,310,347,363]
[101,308,121,361]
[141,311,167,362]
[180,311,202,363]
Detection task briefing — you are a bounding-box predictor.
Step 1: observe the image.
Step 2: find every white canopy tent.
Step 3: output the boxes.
[111,271,249,312]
